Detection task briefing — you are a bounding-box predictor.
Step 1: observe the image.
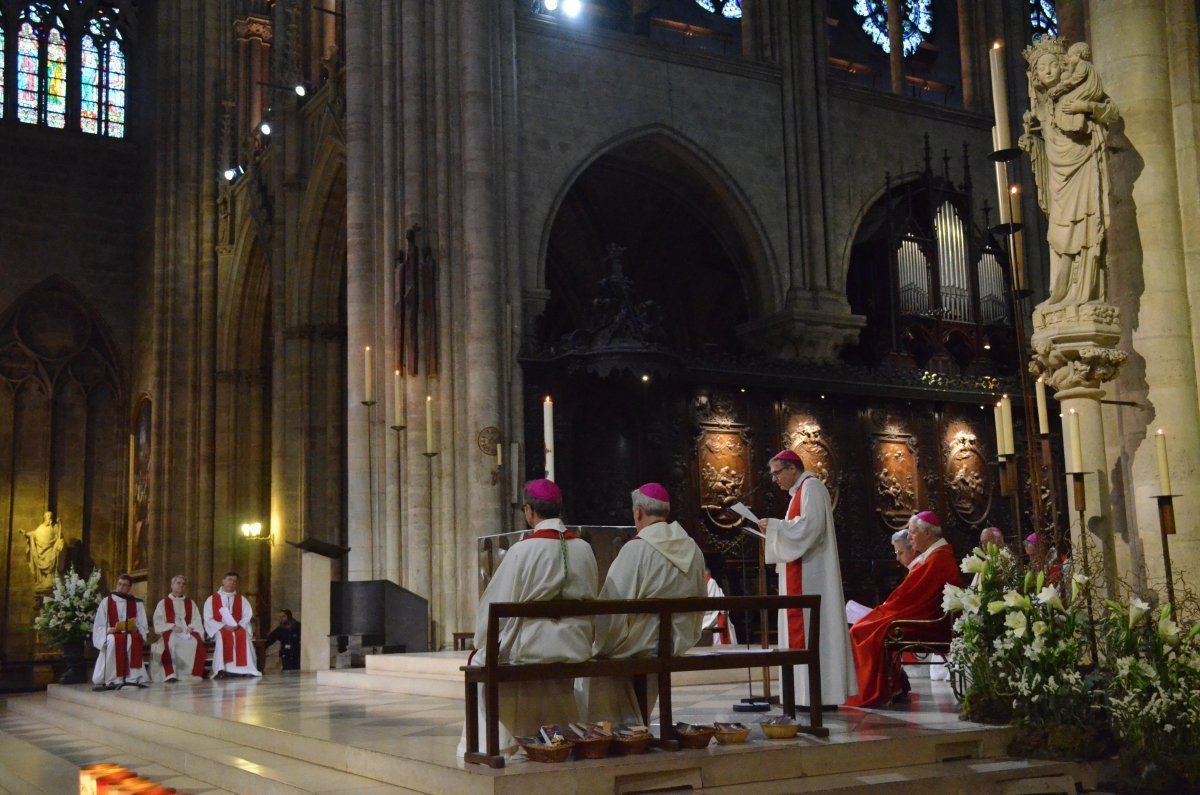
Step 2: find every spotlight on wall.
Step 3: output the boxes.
[563,0,582,15]
[543,0,559,10]
[294,84,307,97]
[240,521,270,543]
[641,373,650,383]
[222,165,245,182]
[259,121,272,136]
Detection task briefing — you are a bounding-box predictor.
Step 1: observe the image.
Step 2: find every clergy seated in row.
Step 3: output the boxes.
[151,574,207,682]
[845,511,961,707]
[457,479,599,757]
[92,573,150,690]
[579,483,707,725]
[702,568,737,646]
[203,570,261,678]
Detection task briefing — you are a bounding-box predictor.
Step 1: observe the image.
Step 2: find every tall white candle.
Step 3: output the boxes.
[510,442,520,501]
[425,395,435,455]
[1068,409,1083,473]
[992,126,1011,225]
[1035,377,1050,435]
[363,346,374,403]
[990,41,1012,150]
[393,370,403,427]
[496,438,503,467]
[1000,394,1015,457]
[1156,429,1172,495]
[543,396,555,481]
[993,403,1006,459]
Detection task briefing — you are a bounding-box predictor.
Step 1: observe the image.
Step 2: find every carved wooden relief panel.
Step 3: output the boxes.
[692,389,752,556]
[869,413,921,530]
[783,415,839,508]
[943,424,991,526]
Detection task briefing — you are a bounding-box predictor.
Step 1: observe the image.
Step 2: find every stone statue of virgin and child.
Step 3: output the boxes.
[1019,36,1119,311]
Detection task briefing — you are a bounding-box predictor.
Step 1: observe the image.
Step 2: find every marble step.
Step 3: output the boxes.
[7,693,419,795]
[0,703,233,795]
[36,684,495,795]
[695,757,1080,793]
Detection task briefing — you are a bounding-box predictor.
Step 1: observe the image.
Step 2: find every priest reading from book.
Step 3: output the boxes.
[92,572,149,690]
[845,511,961,706]
[756,450,857,708]
[203,570,261,678]
[151,574,207,682]
[456,479,599,758]
[580,483,707,725]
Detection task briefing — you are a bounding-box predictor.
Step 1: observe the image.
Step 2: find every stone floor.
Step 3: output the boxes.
[0,673,1082,794]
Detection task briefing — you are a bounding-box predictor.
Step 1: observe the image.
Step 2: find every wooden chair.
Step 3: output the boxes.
[883,613,962,701]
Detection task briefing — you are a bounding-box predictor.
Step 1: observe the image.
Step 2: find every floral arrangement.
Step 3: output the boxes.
[33,566,102,646]
[1103,596,1200,789]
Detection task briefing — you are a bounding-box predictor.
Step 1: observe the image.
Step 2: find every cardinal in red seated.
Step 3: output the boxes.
[845,511,961,707]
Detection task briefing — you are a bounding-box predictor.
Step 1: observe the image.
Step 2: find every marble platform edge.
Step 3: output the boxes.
[7,694,414,795]
[316,669,464,699]
[38,685,491,795]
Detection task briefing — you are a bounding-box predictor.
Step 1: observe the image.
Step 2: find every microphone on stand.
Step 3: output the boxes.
[732,471,775,713]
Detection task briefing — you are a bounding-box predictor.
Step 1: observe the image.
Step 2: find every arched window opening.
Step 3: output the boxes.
[934,202,970,321]
[81,7,125,137]
[0,17,6,119]
[16,3,69,128]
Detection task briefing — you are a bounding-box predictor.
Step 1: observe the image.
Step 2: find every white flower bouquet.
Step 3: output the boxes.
[33,566,102,646]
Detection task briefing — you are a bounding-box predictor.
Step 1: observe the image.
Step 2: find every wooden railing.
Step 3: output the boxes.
[462,594,826,768]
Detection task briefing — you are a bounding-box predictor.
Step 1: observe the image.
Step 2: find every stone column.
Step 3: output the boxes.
[1091,0,1200,588]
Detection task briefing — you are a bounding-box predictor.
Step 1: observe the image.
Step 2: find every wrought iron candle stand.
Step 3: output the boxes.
[1069,471,1099,664]
[1154,493,1179,615]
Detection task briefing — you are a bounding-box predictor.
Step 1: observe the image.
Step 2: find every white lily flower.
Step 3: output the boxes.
[1005,611,1028,638]
[1129,597,1151,626]
[961,555,986,574]
[1036,586,1063,611]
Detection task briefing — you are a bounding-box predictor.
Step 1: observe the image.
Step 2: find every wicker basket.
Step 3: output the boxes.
[760,721,800,740]
[713,725,752,745]
[571,734,613,759]
[518,740,575,763]
[675,726,716,749]
[611,733,653,755]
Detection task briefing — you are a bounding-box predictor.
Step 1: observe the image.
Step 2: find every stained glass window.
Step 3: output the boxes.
[46,27,66,128]
[693,0,742,20]
[1030,0,1057,39]
[81,10,126,137]
[17,21,39,124]
[0,22,6,120]
[852,0,933,57]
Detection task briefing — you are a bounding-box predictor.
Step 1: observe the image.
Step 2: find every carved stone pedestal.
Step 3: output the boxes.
[1030,302,1127,593]
[737,302,865,363]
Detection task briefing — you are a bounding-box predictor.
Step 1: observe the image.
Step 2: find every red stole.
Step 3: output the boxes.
[214,592,249,668]
[107,596,144,677]
[524,529,580,540]
[784,479,807,650]
[161,597,207,678]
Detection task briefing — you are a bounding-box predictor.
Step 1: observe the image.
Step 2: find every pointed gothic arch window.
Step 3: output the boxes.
[81,6,125,137]
[17,3,68,128]
[0,12,6,119]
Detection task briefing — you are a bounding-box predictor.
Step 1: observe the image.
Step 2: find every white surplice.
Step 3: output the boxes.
[457,518,599,757]
[766,472,858,706]
[91,595,149,686]
[151,594,207,681]
[202,590,260,676]
[581,520,707,724]
[704,574,738,645]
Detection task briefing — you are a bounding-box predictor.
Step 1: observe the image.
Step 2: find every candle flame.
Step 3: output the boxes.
[426,395,432,402]
[993,41,1001,49]
[395,369,400,376]
[1158,428,1165,436]
[1010,185,1019,194]
[544,396,552,403]
[1070,408,1077,415]
[365,346,370,351]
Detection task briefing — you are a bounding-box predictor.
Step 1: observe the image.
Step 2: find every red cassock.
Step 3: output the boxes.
[845,542,961,707]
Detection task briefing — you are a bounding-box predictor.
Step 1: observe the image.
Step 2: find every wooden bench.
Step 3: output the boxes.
[463,594,826,768]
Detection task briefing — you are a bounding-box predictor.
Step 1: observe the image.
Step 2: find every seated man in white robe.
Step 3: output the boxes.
[581,483,707,725]
[203,570,260,678]
[91,573,149,690]
[151,574,208,682]
[457,479,599,758]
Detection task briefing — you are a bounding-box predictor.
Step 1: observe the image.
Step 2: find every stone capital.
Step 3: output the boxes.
[1030,301,1126,392]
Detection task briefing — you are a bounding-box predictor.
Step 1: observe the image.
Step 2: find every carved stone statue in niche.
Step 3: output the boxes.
[1020,37,1119,310]
[21,511,65,591]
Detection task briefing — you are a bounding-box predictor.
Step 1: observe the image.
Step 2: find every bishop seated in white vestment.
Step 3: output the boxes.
[457,479,599,758]
[202,570,261,678]
[151,574,208,681]
[92,573,149,689]
[579,483,707,725]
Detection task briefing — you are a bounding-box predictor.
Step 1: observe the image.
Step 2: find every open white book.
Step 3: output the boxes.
[845,600,872,624]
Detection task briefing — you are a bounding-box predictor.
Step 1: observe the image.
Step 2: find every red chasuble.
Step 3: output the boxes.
[845,542,961,707]
[783,482,806,649]
[214,592,249,668]
[107,596,144,677]
[161,597,207,678]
